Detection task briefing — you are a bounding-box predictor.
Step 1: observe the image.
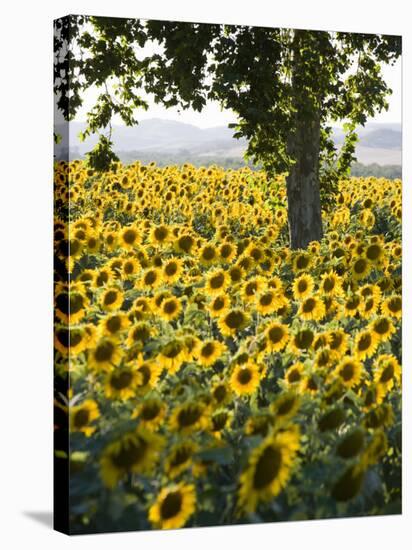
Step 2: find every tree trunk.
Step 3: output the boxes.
[286,109,323,249]
[286,29,323,250]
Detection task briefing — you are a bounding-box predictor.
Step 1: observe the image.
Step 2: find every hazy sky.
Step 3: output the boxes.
[72,58,401,129]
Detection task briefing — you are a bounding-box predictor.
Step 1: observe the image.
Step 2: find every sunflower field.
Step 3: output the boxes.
[54,160,402,534]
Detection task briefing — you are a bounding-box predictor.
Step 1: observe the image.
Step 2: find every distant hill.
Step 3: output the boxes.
[55,118,401,166]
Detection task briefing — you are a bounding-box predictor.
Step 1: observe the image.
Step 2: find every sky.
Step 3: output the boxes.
[71,57,401,130]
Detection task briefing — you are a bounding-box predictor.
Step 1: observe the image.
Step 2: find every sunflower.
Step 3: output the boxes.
[174,233,196,255]
[157,297,182,322]
[218,309,250,337]
[133,397,167,430]
[70,399,100,436]
[210,409,233,439]
[204,268,230,296]
[99,312,130,339]
[219,241,237,263]
[359,295,379,319]
[370,316,396,343]
[100,429,164,488]
[126,322,153,348]
[139,267,162,290]
[122,257,140,279]
[55,290,88,324]
[54,326,89,356]
[353,329,379,360]
[319,270,344,297]
[292,252,312,273]
[284,362,305,386]
[255,290,284,316]
[120,226,140,249]
[135,354,163,394]
[289,327,315,355]
[198,243,218,265]
[245,412,275,437]
[241,276,265,303]
[162,258,184,284]
[165,441,199,479]
[158,339,188,374]
[365,242,385,264]
[150,224,171,247]
[211,379,233,407]
[333,357,364,389]
[351,256,371,281]
[100,287,124,312]
[292,273,315,300]
[148,484,196,530]
[373,354,401,390]
[270,391,301,423]
[195,339,226,367]
[230,362,260,396]
[328,329,349,358]
[104,365,141,400]
[381,294,402,319]
[88,337,122,371]
[298,294,326,321]
[207,294,230,318]
[238,427,300,513]
[169,401,208,434]
[264,321,289,353]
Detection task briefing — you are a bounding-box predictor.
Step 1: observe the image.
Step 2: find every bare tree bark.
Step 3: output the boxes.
[286,30,323,250]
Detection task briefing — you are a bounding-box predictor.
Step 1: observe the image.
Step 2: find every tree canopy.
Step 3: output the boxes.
[54,15,401,247]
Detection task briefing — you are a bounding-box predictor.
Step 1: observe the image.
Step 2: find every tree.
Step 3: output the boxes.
[54,16,401,249]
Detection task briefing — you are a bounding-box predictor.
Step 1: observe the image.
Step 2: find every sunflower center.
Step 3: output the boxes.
[229,267,242,282]
[73,408,90,428]
[237,367,252,385]
[358,334,372,351]
[144,271,157,285]
[374,319,390,335]
[170,447,191,467]
[111,370,133,390]
[260,293,273,306]
[212,297,225,311]
[160,491,183,520]
[163,300,178,315]
[297,280,308,293]
[107,316,121,333]
[94,340,115,362]
[388,297,401,312]
[277,396,296,416]
[268,326,284,343]
[225,311,245,329]
[366,245,381,261]
[354,259,367,274]
[163,341,183,359]
[111,438,147,469]
[210,273,225,289]
[202,246,216,261]
[177,406,202,427]
[201,342,215,357]
[220,245,232,258]
[253,445,282,490]
[123,229,137,244]
[245,282,257,296]
[294,330,314,349]
[132,325,150,342]
[340,363,355,381]
[288,368,301,383]
[165,263,178,276]
[323,277,335,292]
[178,235,194,252]
[346,296,360,310]
[302,298,316,313]
[213,385,227,402]
[380,364,394,383]
[141,403,161,420]
[138,365,151,386]
[104,291,118,306]
[296,255,309,269]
